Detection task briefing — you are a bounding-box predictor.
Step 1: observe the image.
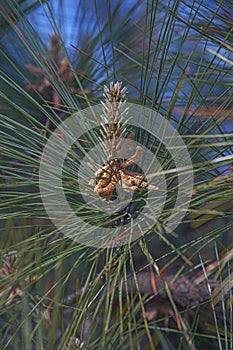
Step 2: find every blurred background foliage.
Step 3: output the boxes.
[0,0,233,349]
